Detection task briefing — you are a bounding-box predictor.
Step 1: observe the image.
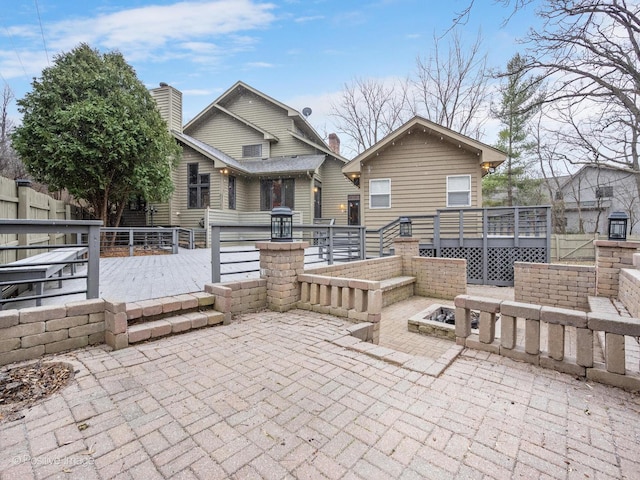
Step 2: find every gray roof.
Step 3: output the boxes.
[173,131,326,175]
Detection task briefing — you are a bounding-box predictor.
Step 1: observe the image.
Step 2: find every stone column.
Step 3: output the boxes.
[393,237,419,276]
[595,240,640,298]
[256,241,308,312]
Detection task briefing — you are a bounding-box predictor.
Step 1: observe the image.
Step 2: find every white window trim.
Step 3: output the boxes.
[369,178,391,209]
[446,175,472,207]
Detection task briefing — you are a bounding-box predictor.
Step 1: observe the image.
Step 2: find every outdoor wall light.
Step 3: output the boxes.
[608,211,628,241]
[399,217,412,237]
[340,204,346,213]
[271,207,293,242]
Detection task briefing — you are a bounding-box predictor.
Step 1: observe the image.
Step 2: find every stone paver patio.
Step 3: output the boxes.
[2,309,639,479]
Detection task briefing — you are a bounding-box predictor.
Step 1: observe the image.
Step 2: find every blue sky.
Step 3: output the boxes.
[1,0,540,151]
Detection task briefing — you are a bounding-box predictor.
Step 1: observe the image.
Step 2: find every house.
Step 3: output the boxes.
[341,116,506,230]
[137,81,358,229]
[553,165,640,235]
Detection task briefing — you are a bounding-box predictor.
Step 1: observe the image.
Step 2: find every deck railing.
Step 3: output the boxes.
[210,223,366,283]
[0,219,102,307]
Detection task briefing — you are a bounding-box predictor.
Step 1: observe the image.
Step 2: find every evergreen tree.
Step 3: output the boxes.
[484,53,544,206]
[12,44,181,226]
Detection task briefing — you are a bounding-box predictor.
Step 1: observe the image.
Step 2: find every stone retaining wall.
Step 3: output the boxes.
[0,299,106,367]
[595,240,640,298]
[514,262,595,311]
[413,257,466,300]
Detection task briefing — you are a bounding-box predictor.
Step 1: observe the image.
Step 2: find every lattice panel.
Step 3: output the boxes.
[486,247,548,285]
[487,248,517,283]
[419,248,435,257]
[441,247,483,282]
[515,247,547,264]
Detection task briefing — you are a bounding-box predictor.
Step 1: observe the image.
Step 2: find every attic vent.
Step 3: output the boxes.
[242,144,262,158]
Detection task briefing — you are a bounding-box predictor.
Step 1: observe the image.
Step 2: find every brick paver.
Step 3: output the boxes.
[1,309,639,479]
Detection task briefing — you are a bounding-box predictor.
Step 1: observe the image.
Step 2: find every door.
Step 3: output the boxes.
[348,196,360,225]
[314,184,322,219]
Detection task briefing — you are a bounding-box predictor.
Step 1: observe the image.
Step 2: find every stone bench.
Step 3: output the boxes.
[380,276,416,307]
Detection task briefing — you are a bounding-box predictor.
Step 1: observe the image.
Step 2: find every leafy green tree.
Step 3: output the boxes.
[12,44,181,226]
[483,53,544,206]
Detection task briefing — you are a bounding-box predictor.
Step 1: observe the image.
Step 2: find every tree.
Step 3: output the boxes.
[12,44,181,226]
[460,1,640,192]
[0,86,28,180]
[413,31,490,139]
[330,77,412,156]
[483,53,544,206]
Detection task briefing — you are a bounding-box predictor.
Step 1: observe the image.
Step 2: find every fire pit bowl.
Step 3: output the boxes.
[408,304,479,340]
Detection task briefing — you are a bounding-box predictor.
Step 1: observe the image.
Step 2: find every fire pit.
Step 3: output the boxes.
[408,304,479,340]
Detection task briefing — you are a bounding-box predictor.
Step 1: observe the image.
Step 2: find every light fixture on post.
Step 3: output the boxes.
[608,211,628,241]
[399,217,412,237]
[271,207,293,242]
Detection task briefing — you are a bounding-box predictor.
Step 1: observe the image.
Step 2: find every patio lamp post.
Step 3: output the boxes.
[399,217,412,237]
[607,211,628,241]
[271,207,293,242]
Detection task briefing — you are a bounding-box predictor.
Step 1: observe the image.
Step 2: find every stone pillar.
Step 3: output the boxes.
[595,240,640,298]
[393,237,419,276]
[256,241,308,312]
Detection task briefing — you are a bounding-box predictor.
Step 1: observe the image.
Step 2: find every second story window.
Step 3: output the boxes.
[595,186,613,198]
[188,163,210,209]
[242,144,262,158]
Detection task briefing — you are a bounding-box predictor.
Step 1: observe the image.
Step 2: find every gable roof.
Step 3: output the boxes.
[173,131,325,175]
[183,81,345,160]
[342,116,506,175]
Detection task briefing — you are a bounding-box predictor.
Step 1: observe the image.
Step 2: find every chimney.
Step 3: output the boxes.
[328,133,340,156]
[149,82,183,133]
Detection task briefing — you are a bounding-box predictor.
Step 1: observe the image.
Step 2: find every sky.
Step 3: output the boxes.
[1,0,542,155]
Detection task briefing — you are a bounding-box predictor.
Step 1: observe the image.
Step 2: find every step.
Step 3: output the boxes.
[128,310,225,344]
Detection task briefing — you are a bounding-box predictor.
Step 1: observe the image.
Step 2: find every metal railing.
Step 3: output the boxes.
[100,227,179,256]
[0,219,102,307]
[367,206,552,257]
[210,223,366,283]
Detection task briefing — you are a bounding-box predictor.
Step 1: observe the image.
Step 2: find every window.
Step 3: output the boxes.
[555,190,564,201]
[596,186,613,198]
[228,176,236,210]
[447,175,471,207]
[260,178,294,210]
[370,179,391,208]
[187,163,210,209]
[242,144,262,158]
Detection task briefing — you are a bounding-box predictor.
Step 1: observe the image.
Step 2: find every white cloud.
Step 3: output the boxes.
[182,89,217,96]
[1,0,277,78]
[294,15,325,23]
[246,61,275,68]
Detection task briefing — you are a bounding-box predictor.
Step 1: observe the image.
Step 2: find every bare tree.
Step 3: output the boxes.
[0,86,28,180]
[330,77,413,156]
[413,30,490,139]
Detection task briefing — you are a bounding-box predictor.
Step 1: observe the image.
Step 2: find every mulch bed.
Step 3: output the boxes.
[100,247,171,258]
[0,361,74,422]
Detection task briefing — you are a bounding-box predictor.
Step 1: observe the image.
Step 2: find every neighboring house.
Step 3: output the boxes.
[341,116,506,230]
[554,165,640,235]
[130,81,358,228]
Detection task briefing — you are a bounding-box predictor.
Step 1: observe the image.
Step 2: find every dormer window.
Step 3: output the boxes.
[242,144,262,158]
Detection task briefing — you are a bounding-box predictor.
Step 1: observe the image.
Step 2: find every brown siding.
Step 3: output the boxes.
[318,158,359,225]
[360,130,482,230]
